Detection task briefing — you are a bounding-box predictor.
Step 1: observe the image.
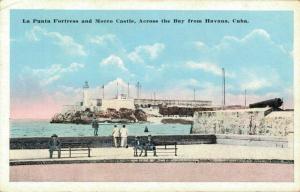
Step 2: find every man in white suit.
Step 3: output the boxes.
[120,124,128,148]
[112,125,120,147]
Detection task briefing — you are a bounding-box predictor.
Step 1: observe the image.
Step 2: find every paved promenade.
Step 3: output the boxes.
[10,144,294,182]
[10,163,293,182]
[10,144,293,165]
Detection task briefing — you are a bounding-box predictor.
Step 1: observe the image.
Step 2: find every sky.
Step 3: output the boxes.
[10,10,294,119]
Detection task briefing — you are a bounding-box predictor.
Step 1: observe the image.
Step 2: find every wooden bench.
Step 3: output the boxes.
[133,141,177,157]
[153,141,177,156]
[57,142,91,158]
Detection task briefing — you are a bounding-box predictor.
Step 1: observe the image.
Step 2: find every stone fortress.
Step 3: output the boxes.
[62,81,212,113]
[61,81,293,139]
[192,98,293,137]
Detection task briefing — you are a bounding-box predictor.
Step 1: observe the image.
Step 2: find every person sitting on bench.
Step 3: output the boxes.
[133,136,144,157]
[144,135,157,157]
[48,134,61,158]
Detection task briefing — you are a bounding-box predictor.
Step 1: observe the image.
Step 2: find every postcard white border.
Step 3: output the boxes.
[1,0,299,191]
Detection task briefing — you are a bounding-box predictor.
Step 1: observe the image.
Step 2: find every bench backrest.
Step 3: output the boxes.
[61,142,91,148]
[153,141,177,146]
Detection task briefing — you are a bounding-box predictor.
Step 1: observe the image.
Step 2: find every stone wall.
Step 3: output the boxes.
[10,134,217,149]
[134,99,212,107]
[261,111,294,136]
[10,134,290,149]
[101,99,135,110]
[192,108,293,137]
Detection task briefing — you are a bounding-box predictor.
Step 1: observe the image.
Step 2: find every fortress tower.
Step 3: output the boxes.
[82,81,90,109]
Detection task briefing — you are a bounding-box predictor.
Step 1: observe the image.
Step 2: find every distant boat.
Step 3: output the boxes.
[144,126,149,132]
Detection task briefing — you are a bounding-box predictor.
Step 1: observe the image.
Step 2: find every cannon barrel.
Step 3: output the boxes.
[249,98,283,108]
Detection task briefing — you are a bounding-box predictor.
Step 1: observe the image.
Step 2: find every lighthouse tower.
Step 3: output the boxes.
[82,81,90,109]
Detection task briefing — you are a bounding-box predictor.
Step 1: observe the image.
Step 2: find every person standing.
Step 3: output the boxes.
[92,117,99,136]
[112,125,120,147]
[120,124,128,148]
[144,126,149,133]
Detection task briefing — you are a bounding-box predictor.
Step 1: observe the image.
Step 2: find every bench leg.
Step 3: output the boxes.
[88,148,91,157]
[58,149,61,158]
[175,145,177,156]
[49,150,53,158]
[153,150,157,157]
[139,149,143,157]
[69,147,71,158]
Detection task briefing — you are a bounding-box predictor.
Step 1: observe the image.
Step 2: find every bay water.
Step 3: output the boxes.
[10,119,191,138]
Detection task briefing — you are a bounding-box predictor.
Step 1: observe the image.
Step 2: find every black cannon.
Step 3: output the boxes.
[249,98,283,109]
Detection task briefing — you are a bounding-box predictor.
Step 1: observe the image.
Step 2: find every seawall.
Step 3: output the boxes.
[10,134,290,149]
[10,134,216,149]
[192,109,293,137]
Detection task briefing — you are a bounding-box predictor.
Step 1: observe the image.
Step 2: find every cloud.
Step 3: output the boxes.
[238,67,280,91]
[213,29,290,56]
[190,28,292,101]
[194,41,207,50]
[100,54,128,71]
[89,34,116,45]
[58,85,82,94]
[94,78,137,99]
[244,29,270,40]
[241,78,271,91]
[30,62,85,86]
[215,29,271,50]
[224,29,271,43]
[26,26,87,56]
[143,81,219,102]
[25,26,45,41]
[178,78,201,87]
[128,43,165,63]
[186,61,235,78]
[186,61,222,76]
[194,29,291,59]
[47,32,86,56]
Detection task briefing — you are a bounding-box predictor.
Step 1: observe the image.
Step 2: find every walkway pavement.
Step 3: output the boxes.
[10,144,293,165]
[10,163,293,182]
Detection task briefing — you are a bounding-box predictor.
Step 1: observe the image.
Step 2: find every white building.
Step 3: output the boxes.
[63,81,212,113]
[101,98,135,110]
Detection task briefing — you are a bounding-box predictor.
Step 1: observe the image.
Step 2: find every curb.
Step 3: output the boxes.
[10,158,294,166]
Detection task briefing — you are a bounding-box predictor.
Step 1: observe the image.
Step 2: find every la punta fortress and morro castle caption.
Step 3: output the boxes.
[22,18,249,24]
